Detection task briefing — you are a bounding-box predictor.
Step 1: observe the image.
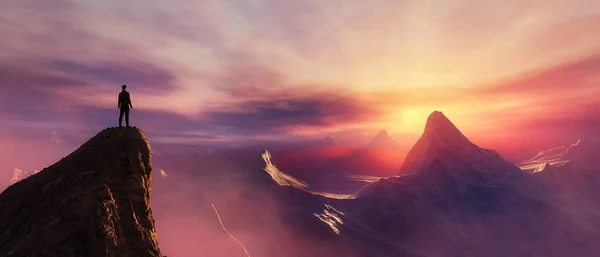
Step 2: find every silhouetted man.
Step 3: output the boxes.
[118,85,133,127]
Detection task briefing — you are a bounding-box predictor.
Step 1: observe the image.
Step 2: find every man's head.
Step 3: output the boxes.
[122,85,127,90]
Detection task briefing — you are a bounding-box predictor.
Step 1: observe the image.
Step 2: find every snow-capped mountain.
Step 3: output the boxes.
[398,111,526,181]
[367,130,401,149]
[359,111,541,200]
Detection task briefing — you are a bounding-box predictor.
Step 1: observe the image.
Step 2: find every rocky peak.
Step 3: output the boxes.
[0,127,162,257]
[398,111,522,179]
[422,111,470,144]
[375,130,388,138]
[368,130,400,149]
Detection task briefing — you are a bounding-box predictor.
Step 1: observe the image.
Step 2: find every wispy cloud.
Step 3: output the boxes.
[9,168,39,184]
[1,0,600,153]
[202,89,380,133]
[50,131,63,145]
[483,54,600,97]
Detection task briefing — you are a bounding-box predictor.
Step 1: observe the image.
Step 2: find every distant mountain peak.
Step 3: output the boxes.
[398,111,521,177]
[368,130,400,149]
[376,130,388,137]
[322,136,341,147]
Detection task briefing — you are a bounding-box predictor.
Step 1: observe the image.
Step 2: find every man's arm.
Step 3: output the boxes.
[128,93,133,108]
[118,94,121,108]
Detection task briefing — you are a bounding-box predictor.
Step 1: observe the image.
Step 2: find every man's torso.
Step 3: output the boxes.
[119,91,130,109]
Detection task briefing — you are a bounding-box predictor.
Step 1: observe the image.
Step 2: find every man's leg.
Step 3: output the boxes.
[125,108,130,127]
[119,108,125,127]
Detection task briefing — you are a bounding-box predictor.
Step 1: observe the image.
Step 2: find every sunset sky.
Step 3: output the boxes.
[1,0,600,172]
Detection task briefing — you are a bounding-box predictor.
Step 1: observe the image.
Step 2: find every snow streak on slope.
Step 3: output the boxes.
[314,205,345,235]
[346,174,386,183]
[261,151,356,199]
[519,140,581,172]
[211,204,252,257]
[262,151,309,189]
[261,150,356,237]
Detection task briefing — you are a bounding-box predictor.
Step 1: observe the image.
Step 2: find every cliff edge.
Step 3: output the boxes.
[0,127,162,257]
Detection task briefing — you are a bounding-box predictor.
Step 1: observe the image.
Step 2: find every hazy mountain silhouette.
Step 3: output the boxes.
[367,130,401,150]
[322,136,342,147]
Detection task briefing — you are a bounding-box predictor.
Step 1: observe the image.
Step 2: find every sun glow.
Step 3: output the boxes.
[401,109,427,129]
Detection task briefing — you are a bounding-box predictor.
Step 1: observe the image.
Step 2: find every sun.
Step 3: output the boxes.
[401,109,425,128]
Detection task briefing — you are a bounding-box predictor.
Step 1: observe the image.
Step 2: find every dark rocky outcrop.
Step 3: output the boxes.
[0,127,162,257]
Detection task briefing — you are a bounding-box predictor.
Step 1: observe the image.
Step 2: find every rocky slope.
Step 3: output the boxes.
[0,127,162,257]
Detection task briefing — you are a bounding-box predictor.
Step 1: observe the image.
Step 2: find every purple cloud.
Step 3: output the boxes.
[483,54,600,96]
[46,59,178,92]
[201,91,377,133]
[198,57,384,134]
[468,54,600,150]
[0,56,179,115]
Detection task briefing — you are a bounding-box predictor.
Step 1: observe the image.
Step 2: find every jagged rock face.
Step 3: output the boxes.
[0,127,162,257]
